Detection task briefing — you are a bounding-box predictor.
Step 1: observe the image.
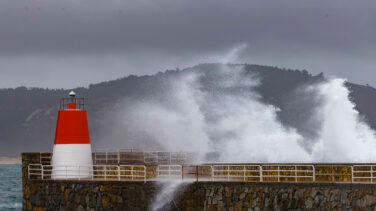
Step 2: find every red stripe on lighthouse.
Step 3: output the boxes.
[54,108,90,144]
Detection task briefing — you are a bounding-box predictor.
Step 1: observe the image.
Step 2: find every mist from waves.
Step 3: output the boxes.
[122,68,376,164]
[142,68,376,210]
[150,180,189,211]
[310,78,376,162]
[119,48,376,211]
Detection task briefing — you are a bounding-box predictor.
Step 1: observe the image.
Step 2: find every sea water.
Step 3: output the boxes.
[0,164,22,210]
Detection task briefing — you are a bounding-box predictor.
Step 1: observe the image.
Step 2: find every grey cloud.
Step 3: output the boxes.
[0,0,375,88]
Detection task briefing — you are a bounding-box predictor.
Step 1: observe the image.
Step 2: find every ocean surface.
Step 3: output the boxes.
[0,164,22,210]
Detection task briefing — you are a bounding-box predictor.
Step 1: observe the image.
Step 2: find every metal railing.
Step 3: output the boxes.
[156,164,346,183]
[28,163,376,184]
[40,152,52,165]
[144,152,187,165]
[314,165,352,183]
[157,165,182,178]
[201,165,314,182]
[261,165,315,182]
[28,164,146,182]
[93,149,187,165]
[352,165,376,183]
[28,164,43,178]
[40,149,188,165]
[60,97,84,110]
[212,165,261,182]
[182,165,213,182]
[93,151,120,164]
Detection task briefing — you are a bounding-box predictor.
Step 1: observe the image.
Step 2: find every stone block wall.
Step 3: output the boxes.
[22,153,41,186]
[175,182,376,210]
[23,180,156,210]
[23,180,376,210]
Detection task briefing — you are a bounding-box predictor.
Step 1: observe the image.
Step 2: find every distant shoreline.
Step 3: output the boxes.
[0,156,21,164]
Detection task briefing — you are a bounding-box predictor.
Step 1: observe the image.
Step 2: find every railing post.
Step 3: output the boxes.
[295,165,297,182]
[211,166,214,182]
[312,165,315,182]
[227,165,230,181]
[41,165,44,180]
[351,166,354,183]
[105,166,107,181]
[93,152,96,165]
[196,166,198,182]
[182,166,184,181]
[278,166,280,182]
[331,165,334,182]
[118,166,120,181]
[260,165,263,182]
[244,165,246,182]
[371,165,373,184]
[117,150,120,165]
[78,165,81,180]
[131,166,134,181]
[144,166,146,183]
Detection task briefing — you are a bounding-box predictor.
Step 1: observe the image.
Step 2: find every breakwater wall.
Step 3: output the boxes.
[23,153,376,210]
[23,180,376,210]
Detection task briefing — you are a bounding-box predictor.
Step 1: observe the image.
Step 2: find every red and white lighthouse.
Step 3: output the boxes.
[51,91,93,179]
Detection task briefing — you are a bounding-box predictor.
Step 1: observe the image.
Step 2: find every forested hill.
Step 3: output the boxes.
[1,63,375,156]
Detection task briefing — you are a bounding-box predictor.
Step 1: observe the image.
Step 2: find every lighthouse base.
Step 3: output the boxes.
[51,144,93,179]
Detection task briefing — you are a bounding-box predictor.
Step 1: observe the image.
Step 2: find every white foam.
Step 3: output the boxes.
[311,79,376,162]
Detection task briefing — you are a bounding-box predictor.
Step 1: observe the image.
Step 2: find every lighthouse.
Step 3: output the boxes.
[51,91,93,179]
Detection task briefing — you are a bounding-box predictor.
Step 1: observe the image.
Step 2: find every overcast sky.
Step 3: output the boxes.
[0,0,375,88]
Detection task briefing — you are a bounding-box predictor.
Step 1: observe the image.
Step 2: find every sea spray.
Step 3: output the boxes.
[109,44,376,208]
[116,73,211,162]
[311,79,376,162]
[151,180,189,211]
[116,69,376,210]
[113,65,376,163]
[146,65,312,210]
[197,65,310,162]
[117,70,376,163]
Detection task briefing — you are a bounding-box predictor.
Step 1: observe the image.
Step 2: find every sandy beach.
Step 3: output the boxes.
[0,156,21,164]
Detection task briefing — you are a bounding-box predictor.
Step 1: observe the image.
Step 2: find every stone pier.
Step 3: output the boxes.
[23,153,376,210]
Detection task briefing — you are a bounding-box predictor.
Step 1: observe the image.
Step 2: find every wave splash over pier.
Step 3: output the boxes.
[118,66,376,164]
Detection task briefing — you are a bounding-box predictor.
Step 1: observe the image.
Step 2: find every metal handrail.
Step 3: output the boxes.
[28,164,146,182]
[39,152,52,164]
[352,165,376,183]
[262,165,315,182]
[28,163,376,184]
[213,165,262,182]
[28,164,43,179]
[93,150,187,165]
[158,165,182,177]
[119,165,147,182]
[60,98,84,110]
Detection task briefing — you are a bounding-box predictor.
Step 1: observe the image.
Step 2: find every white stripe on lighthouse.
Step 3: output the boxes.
[51,144,93,179]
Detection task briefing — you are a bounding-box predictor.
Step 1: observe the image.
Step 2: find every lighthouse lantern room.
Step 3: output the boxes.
[51,91,93,179]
